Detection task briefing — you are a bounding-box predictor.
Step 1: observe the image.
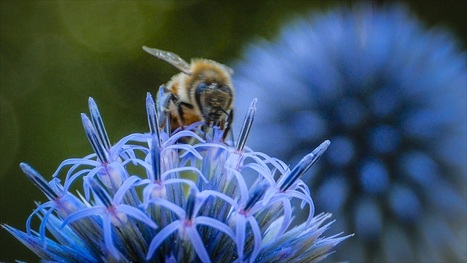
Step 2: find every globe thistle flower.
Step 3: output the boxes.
[3,89,350,262]
[233,4,466,263]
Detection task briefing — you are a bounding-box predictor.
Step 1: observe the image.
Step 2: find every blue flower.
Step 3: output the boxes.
[3,90,350,262]
[233,4,466,262]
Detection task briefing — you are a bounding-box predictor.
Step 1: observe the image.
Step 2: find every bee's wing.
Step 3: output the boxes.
[143,46,192,75]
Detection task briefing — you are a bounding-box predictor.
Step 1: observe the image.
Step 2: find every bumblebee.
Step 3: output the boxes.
[143,46,234,141]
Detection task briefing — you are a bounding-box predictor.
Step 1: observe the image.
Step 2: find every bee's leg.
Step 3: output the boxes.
[201,123,209,138]
[165,94,186,131]
[177,102,195,130]
[176,102,186,128]
[222,109,234,142]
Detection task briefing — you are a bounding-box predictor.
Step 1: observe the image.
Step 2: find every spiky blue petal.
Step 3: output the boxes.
[4,93,350,261]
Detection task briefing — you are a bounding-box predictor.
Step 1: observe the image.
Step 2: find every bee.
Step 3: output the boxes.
[143,46,234,141]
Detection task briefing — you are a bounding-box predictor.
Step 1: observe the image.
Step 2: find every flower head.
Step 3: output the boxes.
[3,90,350,262]
[233,4,466,262]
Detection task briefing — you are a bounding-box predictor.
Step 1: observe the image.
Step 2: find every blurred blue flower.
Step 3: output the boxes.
[3,91,350,262]
[233,4,466,262]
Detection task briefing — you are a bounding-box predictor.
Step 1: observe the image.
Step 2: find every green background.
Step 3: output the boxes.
[0,1,465,261]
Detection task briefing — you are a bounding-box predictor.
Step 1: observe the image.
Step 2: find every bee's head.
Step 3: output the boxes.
[194,82,233,125]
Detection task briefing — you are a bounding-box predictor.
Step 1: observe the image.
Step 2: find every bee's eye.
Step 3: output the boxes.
[196,83,208,93]
[195,82,208,109]
[218,85,232,93]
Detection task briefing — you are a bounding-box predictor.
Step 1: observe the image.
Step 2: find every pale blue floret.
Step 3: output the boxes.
[89,97,112,151]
